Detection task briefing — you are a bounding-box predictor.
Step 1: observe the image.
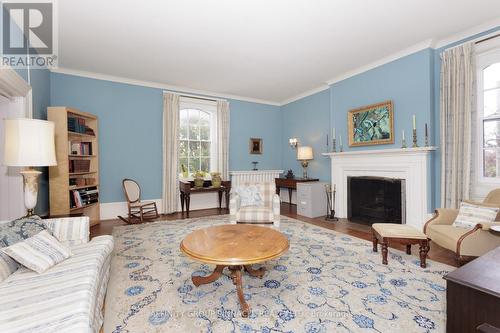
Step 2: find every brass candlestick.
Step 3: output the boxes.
[412,129,418,147]
[332,138,336,152]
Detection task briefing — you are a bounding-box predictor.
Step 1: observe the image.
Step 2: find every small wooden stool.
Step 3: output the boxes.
[371,223,430,268]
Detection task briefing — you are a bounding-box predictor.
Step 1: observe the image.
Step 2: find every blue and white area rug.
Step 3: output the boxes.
[104,216,452,333]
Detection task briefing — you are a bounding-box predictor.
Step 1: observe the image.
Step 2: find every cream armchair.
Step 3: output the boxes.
[229,182,280,228]
[424,189,500,263]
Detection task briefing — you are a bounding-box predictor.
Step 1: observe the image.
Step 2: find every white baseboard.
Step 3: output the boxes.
[99,193,226,220]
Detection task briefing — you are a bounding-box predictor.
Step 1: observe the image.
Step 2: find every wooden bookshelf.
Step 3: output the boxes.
[48,107,100,226]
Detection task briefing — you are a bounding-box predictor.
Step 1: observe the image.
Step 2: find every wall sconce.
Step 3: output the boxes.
[289,138,298,149]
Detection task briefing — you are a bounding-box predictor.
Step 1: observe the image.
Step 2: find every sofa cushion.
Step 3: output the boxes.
[426,225,471,251]
[236,185,264,207]
[0,215,46,246]
[0,235,114,333]
[2,230,72,274]
[236,206,274,222]
[452,201,499,228]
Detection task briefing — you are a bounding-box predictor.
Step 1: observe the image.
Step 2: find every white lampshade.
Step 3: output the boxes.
[3,118,57,167]
[297,146,313,160]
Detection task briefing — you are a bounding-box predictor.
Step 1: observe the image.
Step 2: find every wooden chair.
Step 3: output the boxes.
[120,178,159,224]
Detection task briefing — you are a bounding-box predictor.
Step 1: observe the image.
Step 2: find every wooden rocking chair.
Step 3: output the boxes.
[119,178,159,224]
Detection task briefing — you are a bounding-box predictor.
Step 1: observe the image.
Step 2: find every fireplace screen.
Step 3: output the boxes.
[347,176,405,225]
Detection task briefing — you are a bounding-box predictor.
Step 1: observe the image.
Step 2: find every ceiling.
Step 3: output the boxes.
[58,0,500,105]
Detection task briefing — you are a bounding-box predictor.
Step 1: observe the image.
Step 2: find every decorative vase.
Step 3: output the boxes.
[194,177,204,188]
[211,175,222,188]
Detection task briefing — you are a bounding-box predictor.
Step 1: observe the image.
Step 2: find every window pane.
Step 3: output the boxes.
[484,120,500,148]
[483,148,499,178]
[484,88,500,118]
[189,141,200,158]
[200,141,210,156]
[180,109,189,125]
[179,125,188,140]
[200,126,210,141]
[199,111,210,127]
[189,109,200,125]
[200,158,210,173]
[189,125,200,140]
[179,140,189,156]
[484,63,500,90]
[189,159,200,173]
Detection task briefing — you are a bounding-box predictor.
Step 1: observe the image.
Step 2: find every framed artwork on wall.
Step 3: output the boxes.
[249,138,263,154]
[348,100,394,147]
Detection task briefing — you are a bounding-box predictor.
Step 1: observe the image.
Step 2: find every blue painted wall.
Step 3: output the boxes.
[330,48,436,210]
[281,89,331,181]
[228,99,281,171]
[50,72,283,203]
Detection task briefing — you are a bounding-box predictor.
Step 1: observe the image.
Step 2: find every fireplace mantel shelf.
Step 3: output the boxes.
[322,146,437,157]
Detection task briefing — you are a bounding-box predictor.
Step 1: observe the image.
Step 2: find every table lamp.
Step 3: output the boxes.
[3,118,57,216]
[297,146,313,179]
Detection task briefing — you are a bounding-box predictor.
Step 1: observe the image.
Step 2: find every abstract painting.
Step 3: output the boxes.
[348,101,394,146]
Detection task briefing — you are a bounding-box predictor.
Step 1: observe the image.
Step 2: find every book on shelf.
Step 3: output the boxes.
[69,159,90,173]
[68,115,95,135]
[69,142,93,155]
[70,186,99,209]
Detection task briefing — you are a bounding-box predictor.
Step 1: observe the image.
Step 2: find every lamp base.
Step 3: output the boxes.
[301,160,309,179]
[20,169,41,216]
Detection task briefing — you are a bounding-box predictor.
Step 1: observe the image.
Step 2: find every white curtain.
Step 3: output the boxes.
[216,100,230,180]
[440,42,475,208]
[162,92,180,214]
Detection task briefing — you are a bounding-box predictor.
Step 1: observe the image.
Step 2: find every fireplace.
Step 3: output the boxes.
[347,176,406,225]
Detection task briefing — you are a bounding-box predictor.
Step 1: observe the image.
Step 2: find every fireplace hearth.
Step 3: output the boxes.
[347,176,405,225]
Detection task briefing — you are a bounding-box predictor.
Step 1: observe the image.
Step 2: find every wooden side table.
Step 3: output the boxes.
[275,177,319,205]
[179,180,231,217]
[444,247,500,333]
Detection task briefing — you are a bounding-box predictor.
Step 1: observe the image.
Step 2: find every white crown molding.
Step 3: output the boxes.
[50,67,281,106]
[280,84,330,106]
[326,39,434,86]
[433,18,500,49]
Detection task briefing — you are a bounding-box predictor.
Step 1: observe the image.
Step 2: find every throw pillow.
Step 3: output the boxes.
[452,201,500,229]
[236,185,264,207]
[1,230,71,274]
[0,215,47,246]
[0,244,18,283]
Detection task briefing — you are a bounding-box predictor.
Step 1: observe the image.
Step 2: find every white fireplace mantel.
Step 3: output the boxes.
[323,147,437,229]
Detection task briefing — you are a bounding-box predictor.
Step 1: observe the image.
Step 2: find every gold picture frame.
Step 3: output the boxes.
[348,101,394,147]
[249,138,263,154]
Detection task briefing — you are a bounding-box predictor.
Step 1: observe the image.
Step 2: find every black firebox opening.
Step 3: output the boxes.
[347,176,405,225]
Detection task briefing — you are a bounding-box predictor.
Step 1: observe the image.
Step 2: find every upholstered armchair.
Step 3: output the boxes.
[229,182,280,228]
[424,189,500,263]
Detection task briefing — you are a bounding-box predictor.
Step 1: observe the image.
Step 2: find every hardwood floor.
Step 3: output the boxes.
[90,203,459,267]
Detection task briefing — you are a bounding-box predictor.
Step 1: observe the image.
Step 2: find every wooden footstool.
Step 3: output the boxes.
[371,223,430,268]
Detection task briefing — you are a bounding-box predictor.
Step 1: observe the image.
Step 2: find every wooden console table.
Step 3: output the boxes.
[444,246,500,333]
[179,180,231,217]
[275,177,319,205]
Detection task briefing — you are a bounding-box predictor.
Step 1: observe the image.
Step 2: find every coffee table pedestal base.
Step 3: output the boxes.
[192,265,265,317]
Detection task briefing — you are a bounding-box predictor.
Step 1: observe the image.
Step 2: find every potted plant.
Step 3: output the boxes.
[181,164,189,179]
[193,171,205,188]
[211,172,222,188]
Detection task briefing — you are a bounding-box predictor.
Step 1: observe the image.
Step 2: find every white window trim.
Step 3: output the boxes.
[473,38,500,199]
[179,97,218,178]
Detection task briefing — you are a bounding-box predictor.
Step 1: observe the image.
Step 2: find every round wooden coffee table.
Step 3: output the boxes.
[180,224,289,317]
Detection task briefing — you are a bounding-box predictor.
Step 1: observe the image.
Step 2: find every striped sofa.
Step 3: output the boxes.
[0,216,114,333]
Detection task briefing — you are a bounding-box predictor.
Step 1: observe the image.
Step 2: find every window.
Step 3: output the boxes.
[477,45,500,186]
[178,97,217,175]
